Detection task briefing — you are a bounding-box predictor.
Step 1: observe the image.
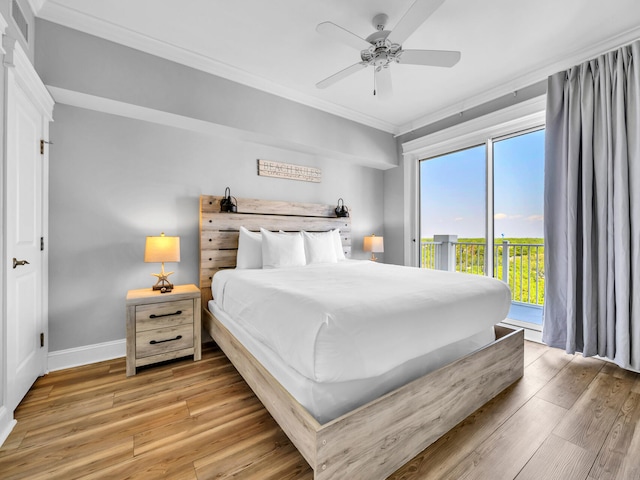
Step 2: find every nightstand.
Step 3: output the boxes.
[126,284,201,376]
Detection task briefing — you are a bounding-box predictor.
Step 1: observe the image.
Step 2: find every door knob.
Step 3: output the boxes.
[12,258,30,269]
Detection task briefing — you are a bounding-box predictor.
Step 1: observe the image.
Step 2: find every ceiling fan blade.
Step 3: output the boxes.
[375,67,392,99]
[316,62,368,89]
[316,22,371,51]
[398,49,461,67]
[387,0,446,45]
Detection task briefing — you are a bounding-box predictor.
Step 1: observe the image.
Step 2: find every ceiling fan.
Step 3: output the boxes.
[315,0,460,98]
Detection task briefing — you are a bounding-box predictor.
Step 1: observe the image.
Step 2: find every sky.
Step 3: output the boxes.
[420,129,544,239]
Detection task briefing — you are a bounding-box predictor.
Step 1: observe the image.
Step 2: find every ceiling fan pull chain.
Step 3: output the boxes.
[373,67,376,96]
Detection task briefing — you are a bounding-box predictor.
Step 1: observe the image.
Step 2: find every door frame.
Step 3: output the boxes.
[0,31,54,444]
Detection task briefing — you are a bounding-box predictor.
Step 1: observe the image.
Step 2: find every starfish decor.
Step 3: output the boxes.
[152,262,174,292]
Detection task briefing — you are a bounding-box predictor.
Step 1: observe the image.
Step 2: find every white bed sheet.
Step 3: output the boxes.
[209,300,496,424]
[212,260,511,383]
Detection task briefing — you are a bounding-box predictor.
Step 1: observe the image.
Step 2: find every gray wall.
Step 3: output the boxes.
[382,151,407,266]
[37,21,390,352]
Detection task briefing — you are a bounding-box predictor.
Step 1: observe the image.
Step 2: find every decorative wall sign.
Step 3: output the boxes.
[257,159,321,183]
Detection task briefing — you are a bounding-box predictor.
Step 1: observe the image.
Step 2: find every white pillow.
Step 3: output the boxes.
[236,226,262,269]
[303,231,338,264]
[260,228,306,269]
[331,229,346,261]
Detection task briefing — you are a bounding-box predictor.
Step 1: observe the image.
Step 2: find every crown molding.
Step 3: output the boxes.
[37,1,398,134]
[26,0,48,16]
[397,25,640,136]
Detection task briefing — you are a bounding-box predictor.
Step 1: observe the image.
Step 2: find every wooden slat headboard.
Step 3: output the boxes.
[199,195,352,307]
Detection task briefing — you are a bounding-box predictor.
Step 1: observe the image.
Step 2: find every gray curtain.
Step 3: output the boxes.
[543,40,640,370]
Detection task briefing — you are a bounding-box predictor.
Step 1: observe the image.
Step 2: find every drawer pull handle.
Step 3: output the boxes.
[150,335,182,345]
[149,310,182,319]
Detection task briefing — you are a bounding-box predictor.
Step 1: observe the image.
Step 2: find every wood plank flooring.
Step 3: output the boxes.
[1,341,639,479]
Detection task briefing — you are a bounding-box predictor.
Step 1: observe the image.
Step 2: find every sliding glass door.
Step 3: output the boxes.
[493,128,545,328]
[419,145,486,271]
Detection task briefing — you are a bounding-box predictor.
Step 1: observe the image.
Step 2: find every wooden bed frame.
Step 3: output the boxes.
[199,195,524,480]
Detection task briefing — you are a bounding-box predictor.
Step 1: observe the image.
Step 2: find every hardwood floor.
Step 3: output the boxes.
[1,341,639,479]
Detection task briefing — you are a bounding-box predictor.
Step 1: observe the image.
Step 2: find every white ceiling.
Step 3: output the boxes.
[32,0,640,135]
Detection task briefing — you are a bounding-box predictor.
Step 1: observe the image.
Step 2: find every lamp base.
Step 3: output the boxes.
[152,280,174,293]
[151,264,175,293]
[369,254,378,262]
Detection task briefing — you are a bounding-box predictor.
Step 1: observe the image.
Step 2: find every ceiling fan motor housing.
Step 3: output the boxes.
[361,30,402,68]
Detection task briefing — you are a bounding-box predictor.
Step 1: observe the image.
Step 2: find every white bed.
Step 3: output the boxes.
[210,260,511,422]
[199,195,524,480]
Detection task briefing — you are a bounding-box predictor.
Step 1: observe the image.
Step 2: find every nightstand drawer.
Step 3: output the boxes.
[136,324,194,358]
[135,299,194,331]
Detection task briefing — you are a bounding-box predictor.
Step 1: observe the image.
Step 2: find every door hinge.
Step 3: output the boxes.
[40,332,44,348]
[40,139,53,155]
[41,237,44,251]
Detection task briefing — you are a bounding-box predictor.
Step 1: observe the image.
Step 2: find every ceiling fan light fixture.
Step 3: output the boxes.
[372,13,389,31]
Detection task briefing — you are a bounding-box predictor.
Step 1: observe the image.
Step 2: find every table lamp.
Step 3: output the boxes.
[363,234,384,262]
[144,232,180,292]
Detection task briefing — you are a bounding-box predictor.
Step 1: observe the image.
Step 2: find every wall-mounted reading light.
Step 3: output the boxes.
[220,187,237,213]
[335,198,349,217]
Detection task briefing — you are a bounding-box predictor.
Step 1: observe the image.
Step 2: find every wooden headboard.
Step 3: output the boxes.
[199,195,352,307]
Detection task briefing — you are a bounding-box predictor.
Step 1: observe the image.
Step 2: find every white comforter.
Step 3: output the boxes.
[212,261,511,383]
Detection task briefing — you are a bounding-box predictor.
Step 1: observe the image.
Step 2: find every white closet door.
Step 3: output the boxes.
[4,40,52,413]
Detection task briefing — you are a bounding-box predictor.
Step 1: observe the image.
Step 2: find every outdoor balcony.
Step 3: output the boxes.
[420,235,544,329]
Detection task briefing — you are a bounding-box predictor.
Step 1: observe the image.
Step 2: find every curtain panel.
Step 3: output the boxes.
[543,40,640,370]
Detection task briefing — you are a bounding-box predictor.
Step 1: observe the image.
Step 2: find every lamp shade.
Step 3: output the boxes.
[363,235,384,253]
[144,233,180,263]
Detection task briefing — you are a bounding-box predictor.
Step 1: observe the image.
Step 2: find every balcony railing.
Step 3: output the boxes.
[421,236,544,306]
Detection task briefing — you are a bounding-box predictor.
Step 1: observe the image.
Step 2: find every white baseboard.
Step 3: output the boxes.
[522,328,543,343]
[48,339,126,372]
[498,322,543,343]
[0,406,17,447]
